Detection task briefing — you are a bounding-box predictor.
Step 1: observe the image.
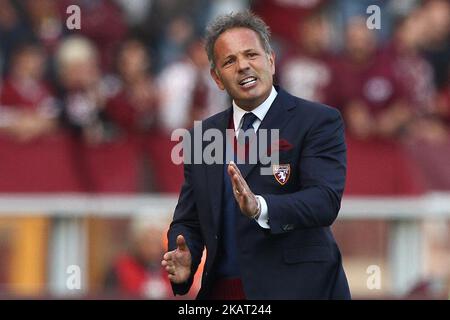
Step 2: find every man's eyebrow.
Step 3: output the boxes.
[221,49,257,62]
[223,54,235,61]
[224,48,255,60]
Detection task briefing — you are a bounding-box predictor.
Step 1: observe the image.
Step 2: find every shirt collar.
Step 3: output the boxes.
[232,86,278,130]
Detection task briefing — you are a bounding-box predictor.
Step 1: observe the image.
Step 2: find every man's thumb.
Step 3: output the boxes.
[176,235,188,251]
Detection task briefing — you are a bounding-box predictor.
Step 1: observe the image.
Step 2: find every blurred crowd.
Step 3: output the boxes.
[0,0,449,300]
[102,216,202,299]
[0,0,449,194]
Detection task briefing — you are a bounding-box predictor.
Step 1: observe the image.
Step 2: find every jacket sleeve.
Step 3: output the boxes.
[263,107,347,234]
[167,161,205,295]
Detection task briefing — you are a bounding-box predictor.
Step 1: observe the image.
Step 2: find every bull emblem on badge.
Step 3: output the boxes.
[273,164,291,185]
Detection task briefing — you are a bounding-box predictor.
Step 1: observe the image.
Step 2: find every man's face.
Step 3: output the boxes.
[210,27,275,110]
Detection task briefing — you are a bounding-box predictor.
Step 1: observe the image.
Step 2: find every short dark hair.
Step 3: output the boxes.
[204,11,273,69]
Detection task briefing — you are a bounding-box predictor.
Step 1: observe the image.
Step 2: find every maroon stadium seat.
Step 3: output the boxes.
[0,131,84,192]
[146,132,184,194]
[79,137,140,193]
[345,135,427,195]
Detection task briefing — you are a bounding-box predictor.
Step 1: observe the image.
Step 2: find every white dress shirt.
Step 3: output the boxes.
[231,86,278,229]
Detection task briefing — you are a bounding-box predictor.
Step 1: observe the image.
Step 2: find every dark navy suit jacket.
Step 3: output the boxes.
[167,88,351,299]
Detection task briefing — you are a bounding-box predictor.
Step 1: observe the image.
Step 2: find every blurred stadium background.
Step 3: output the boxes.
[0,0,449,299]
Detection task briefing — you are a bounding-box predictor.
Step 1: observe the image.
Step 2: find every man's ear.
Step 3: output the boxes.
[269,51,276,76]
[210,68,225,90]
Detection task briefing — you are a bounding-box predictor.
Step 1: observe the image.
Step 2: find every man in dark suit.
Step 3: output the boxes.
[161,11,351,300]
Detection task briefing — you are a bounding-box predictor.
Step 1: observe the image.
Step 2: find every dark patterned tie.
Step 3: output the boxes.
[238,112,258,141]
[236,112,258,163]
[219,112,258,278]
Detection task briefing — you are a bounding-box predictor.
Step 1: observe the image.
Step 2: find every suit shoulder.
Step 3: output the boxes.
[288,94,342,123]
[293,95,341,117]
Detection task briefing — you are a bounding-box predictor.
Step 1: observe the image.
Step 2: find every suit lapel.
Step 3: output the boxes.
[205,108,232,232]
[239,88,295,179]
[204,89,295,229]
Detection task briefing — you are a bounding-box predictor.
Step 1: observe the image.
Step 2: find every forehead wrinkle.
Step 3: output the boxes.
[229,48,253,56]
[213,28,265,66]
[220,48,258,60]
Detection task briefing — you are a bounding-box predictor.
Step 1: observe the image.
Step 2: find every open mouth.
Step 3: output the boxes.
[239,76,257,88]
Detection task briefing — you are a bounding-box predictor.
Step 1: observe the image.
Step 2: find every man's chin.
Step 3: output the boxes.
[236,88,260,100]
[235,98,260,110]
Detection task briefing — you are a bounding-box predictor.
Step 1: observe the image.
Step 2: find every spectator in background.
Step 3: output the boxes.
[114,0,153,29]
[251,0,325,49]
[208,0,249,22]
[329,0,394,48]
[328,15,431,196]
[435,67,450,129]
[418,0,450,132]
[388,10,435,114]
[23,0,64,54]
[396,5,450,190]
[420,0,450,92]
[134,0,212,72]
[58,0,127,72]
[103,217,173,299]
[158,37,228,132]
[386,9,447,145]
[0,0,34,75]
[332,17,411,141]
[157,16,196,70]
[0,43,58,142]
[105,39,159,138]
[279,10,334,103]
[424,0,450,131]
[56,36,113,145]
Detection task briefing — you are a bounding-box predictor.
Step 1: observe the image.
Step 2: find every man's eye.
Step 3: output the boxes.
[223,59,233,66]
[248,53,257,57]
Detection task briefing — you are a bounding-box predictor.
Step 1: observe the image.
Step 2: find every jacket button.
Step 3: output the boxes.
[214,235,218,240]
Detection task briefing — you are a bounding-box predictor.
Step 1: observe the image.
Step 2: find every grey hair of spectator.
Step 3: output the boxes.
[204,11,273,69]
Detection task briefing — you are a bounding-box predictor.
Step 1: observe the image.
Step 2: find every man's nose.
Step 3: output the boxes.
[236,57,250,72]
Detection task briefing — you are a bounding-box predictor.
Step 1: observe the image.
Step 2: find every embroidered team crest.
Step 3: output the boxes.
[273,164,291,185]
